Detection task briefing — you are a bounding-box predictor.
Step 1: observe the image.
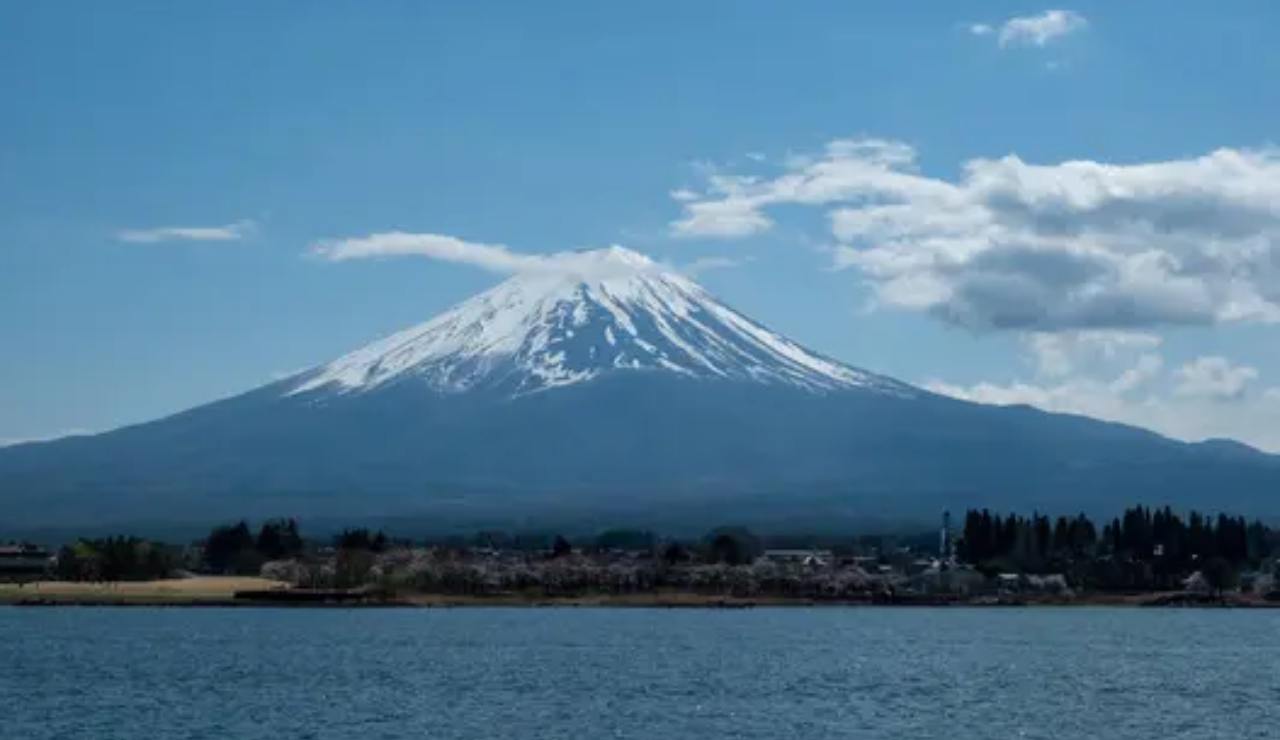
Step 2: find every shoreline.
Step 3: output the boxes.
[4,579,1278,609]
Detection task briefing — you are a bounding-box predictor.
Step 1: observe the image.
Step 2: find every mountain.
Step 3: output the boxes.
[287,246,906,398]
[2,247,1278,536]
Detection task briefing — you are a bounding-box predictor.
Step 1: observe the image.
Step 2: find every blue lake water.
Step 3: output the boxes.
[1,606,1275,739]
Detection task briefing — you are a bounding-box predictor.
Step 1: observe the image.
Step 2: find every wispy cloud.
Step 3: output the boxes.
[671,137,1280,332]
[115,219,256,244]
[312,232,671,281]
[681,255,753,277]
[968,9,1087,48]
[312,232,752,285]
[313,232,539,272]
[1023,331,1163,378]
[926,340,1278,451]
[1174,356,1259,400]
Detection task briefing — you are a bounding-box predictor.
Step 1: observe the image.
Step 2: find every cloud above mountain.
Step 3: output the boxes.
[314,232,752,283]
[313,231,759,284]
[672,139,1280,332]
[314,232,543,272]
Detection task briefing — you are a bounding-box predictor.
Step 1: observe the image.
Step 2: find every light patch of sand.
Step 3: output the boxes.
[0,576,288,602]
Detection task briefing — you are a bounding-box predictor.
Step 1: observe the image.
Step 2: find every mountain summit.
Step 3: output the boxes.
[289,247,905,398]
[1,247,1277,536]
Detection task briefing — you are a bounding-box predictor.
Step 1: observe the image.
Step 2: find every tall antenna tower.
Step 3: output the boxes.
[940,510,953,562]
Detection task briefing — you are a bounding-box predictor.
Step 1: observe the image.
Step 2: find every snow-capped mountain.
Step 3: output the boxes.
[288,246,908,398]
[2,246,1278,536]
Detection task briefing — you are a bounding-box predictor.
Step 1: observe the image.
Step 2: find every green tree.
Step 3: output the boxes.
[53,537,176,581]
[661,542,691,565]
[203,521,257,574]
[335,528,387,553]
[1201,556,1238,598]
[334,547,376,589]
[704,528,760,565]
[256,518,303,560]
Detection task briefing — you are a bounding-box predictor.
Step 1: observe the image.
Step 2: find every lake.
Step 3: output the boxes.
[1,606,1274,739]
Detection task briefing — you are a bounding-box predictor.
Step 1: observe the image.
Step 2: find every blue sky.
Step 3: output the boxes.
[3,2,1280,449]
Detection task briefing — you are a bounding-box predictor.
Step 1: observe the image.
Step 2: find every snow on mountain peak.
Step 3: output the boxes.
[288,247,909,398]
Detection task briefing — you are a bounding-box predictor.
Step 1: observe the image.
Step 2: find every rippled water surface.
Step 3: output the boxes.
[2,606,1276,739]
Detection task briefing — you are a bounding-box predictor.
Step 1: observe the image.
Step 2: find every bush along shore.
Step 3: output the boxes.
[3,507,1280,607]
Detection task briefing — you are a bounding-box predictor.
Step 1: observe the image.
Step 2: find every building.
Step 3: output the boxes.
[0,543,52,582]
[762,549,833,567]
[939,510,954,563]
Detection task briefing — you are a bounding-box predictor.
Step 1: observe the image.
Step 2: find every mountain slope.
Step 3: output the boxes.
[1,248,1277,535]
[288,246,905,397]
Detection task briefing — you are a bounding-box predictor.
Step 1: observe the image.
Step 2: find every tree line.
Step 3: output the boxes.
[202,518,307,575]
[40,505,1280,592]
[54,536,180,582]
[958,505,1279,592]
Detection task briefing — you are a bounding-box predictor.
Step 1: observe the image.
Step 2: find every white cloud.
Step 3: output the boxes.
[971,10,1087,48]
[671,138,930,239]
[314,231,756,286]
[682,255,753,277]
[116,220,255,243]
[311,232,680,282]
[313,232,540,272]
[928,378,1086,412]
[1025,330,1162,377]
[670,183,775,238]
[927,347,1279,451]
[672,138,1280,332]
[1174,356,1259,400]
[1110,353,1164,394]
